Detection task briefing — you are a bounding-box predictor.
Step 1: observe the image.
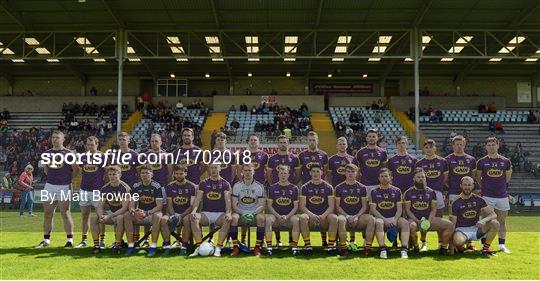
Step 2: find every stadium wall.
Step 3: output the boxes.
[212,95,324,112]
[233,78,305,95]
[189,79,229,96]
[389,96,507,111]
[151,97,214,108]
[3,77,141,96]
[329,97,386,107]
[1,96,136,112]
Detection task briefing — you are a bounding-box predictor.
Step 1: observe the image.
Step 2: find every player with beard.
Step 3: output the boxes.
[230,163,266,256]
[160,165,196,256]
[388,136,417,194]
[370,168,409,259]
[265,165,301,256]
[415,139,449,251]
[124,165,164,257]
[36,130,79,248]
[335,164,376,256]
[403,168,453,255]
[189,164,232,257]
[356,129,388,199]
[450,176,500,257]
[298,132,329,247]
[475,137,512,254]
[171,128,205,185]
[75,136,106,249]
[90,166,130,254]
[299,164,337,255]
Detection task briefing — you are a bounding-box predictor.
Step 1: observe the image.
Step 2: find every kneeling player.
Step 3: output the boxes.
[189,164,232,257]
[450,176,500,256]
[299,164,337,255]
[335,164,376,256]
[160,165,196,256]
[90,166,130,254]
[265,165,301,256]
[403,168,453,255]
[230,163,266,256]
[370,168,410,259]
[124,165,164,257]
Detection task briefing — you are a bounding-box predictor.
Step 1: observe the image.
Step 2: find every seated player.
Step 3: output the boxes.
[449,176,500,257]
[90,166,130,254]
[403,168,453,255]
[335,164,376,256]
[230,163,266,256]
[160,165,197,256]
[299,164,337,255]
[189,163,232,257]
[265,165,301,256]
[370,168,410,259]
[124,165,164,257]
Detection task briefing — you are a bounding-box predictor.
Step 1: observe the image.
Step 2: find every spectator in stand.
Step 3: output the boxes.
[176,100,184,111]
[370,100,380,110]
[137,96,144,110]
[229,105,236,111]
[495,120,504,133]
[377,99,386,110]
[488,119,496,131]
[251,106,257,114]
[18,164,35,217]
[9,161,18,177]
[527,110,537,123]
[434,108,443,122]
[1,108,10,120]
[254,121,262,132]
[0,118,7,132]
[488,103,497,113]
[2,173,12,189]
[240,103,248,112]
[512,142,525,172]
[90,86,97,96]
[231,118,240,129]
[349,110,360,123]
[374,111,382,123]
[335,119,346,136]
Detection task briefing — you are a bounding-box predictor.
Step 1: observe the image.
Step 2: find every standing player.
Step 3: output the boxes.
[213,132,238,185]
[265,165,301,256]
[388,136,416,194]
[230,163,266,256]
[370,168,409,259]
[356,129,388,199]
[142,134,170,188]
[403,168,453,255]
[189,164,232,257]
[36,130,79,248]
[415,139,448,251]
[446,135,477,204]
[335,164,376,256]
[90,166,130,254]
[114,132,139,188]
[172,128,205,185]
[327,137,358,186]
[124,165,164,257]
[298,131,329,246]
[75,136,106,248]
[475,137,512,253]
[450,176,500,256]
[160,165,197,256]
[299,164,337,255]
[246,134,269,185]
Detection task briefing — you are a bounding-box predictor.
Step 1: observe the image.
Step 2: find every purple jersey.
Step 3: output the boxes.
[198,178,231,212]
[301,181,333,215]
[80,153,105,191]
[298,150,329,184]
[446,153,476,195]
[268,183,299,216]
[328,154,357,186]
[403,187,437,219]
[451,194,488,228]
[356,147,388,186]
[415,156,448,191]
[112,149,138,187]
[335,181,367,216]
[268,153,300,184]
[214,149,236,185]
[388,154,417,192]
[43,148,73,185]
[166,180,196,214]
[476,155,512,198]
[130,180,164,211]
[249,150,269,184]
[174,146,203,184]
[370,186,402,218]
[100,182,129,212]
[140,150,169,187]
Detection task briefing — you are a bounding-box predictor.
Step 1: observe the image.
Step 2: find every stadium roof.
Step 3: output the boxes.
[1,0,539,79]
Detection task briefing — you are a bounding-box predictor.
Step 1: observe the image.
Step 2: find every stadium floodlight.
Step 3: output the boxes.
[245,36,259,61]
[46,59,60,62]
[205,36,223,61]
[440,57,454,62]
[211,58,224,61]
[92,58,106,62]
[205,73,210,78]
[363,74,368,78]
[368,57,381,61]
[525,50,539,62]
[248,58,260,61]
[327,73,333,78]
[11,59,25,62]
[0,41,15,55]
[333,35,352,61]
[440,36,473,61]
[128,57,141,62]
[284,35,298,62]
[496,36,527,58]
[166,36,188,62]
[205,36,220,44]
[170,73,175,78]
[176,57,188,62]
[248,72,252,77]
[286,72,291,77]
[24,37,40,46]
[489,58,502,62]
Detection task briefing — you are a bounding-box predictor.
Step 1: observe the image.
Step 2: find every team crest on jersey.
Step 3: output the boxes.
[207,191,222,200]
[48,163,64,169]
[119,164,131,171]
[252,162,260,169]
[344,196,360,204]
[173,196,188,205]
[306,162,318,169]
[337,166,347,175]
[463,210,477,218]
[365,159,380,167]
[378,201,394,209]
[453,166,470,175]
[487,169,503,177]
[108,199,121,207]
[83,165,98,173]
[179,158,196,166]
[412,201,429,210]
[276,197,292,206]
[397,166,412,174]
[139,195,154,204]
[241,197,256,204]
[425,170,441,178]
[309,196,324,204]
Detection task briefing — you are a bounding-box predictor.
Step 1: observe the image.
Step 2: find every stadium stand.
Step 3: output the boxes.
[419,110,529,123]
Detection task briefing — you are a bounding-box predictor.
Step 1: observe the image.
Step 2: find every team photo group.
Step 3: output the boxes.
[34,126,512,259]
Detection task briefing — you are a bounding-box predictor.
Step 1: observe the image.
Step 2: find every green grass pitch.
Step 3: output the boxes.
[1,210,539,280]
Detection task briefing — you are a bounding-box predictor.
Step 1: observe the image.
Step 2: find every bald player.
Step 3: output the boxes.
[356,129,388,199]
[141,133,170,188]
